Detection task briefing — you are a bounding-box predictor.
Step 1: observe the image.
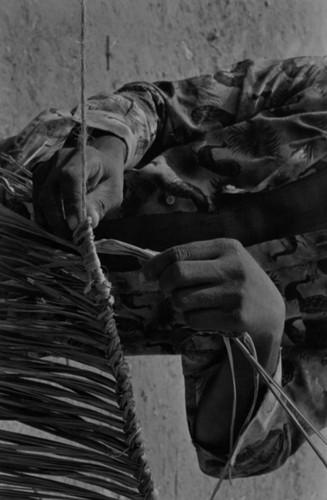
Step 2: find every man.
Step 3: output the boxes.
[2,56,327,477]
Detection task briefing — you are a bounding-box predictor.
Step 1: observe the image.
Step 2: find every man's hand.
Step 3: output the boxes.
[144,238,285,450]
[33,135,126,236]
[144,238,285,351]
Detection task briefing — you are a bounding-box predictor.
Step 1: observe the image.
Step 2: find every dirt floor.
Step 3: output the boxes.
[1,1,327,499]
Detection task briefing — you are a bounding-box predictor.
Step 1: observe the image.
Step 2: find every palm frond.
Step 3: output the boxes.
[0,205,158,500]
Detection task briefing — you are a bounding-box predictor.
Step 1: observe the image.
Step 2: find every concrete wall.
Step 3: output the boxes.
[1,1,327,499]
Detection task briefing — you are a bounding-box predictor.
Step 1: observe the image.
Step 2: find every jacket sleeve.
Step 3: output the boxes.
[70,56,327,193]
[184,345,327,478]
[9,56,327,182]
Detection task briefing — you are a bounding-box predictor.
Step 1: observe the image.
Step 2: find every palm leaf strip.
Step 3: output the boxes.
[0,203,158,500]
[234,335,327,465]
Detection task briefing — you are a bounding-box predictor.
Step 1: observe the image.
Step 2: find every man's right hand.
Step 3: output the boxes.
[33,135,126,237]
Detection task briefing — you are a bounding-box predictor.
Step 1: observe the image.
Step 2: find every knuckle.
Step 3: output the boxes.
[160,262,184,292]
[214,238,244,257]
[215,257,245,284]
[229,307,245,327]
[169,262,185,283]
[168,245,191,263]
[210,260,224,281]
[93,199,106,218]
[229,261,246,281]
[227,238,243,253]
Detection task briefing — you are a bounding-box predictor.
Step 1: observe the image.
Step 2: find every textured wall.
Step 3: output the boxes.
[1,1,327,499]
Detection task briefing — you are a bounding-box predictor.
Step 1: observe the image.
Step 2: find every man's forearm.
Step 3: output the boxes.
[91,135,127,166]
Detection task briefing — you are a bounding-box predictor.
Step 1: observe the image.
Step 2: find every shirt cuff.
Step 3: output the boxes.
[72,107,136,167]
[193,351,289,478]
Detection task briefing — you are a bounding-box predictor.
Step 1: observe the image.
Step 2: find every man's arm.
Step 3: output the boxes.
[13,55,327,234]
[194,343,327,478]
[73,55,326,168]
[144,238,285,452]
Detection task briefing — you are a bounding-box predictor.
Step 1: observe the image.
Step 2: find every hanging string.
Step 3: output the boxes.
[76,2,159,498]
[79,0,87,221]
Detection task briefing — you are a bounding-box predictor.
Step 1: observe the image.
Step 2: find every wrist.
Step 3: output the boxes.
[91,135,127,165]
[250,289,285,374]
[253,325,283,376]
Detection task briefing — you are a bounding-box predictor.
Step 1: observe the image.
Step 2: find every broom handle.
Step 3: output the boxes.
[95,168,327,250]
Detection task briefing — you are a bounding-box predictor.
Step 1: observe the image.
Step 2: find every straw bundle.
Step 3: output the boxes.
[0,151,158,499]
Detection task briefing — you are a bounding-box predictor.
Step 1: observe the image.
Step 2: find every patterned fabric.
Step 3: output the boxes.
[2,56,327,478]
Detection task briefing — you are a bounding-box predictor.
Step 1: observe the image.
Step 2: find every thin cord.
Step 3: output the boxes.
[79,0,87,221]
[76,4,159,497]
[209,332,260,500]
[234,336,327,468]
[223,337,237,478]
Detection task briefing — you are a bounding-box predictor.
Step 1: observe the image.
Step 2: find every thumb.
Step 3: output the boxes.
[85,177,123,227]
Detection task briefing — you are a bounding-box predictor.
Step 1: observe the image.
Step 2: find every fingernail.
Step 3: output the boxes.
[66,215,79,230]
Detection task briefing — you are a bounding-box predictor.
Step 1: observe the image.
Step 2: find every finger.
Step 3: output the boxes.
[33,151,62,203]
[171,284,240,312]
[144,238,241,280]
[37,177,70,237]
[33,155,70,237]
[33,160,54,226]
[158,260,227,293]
[60,152,101,231]
[85,175,123,227]
[184,308,243,334]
